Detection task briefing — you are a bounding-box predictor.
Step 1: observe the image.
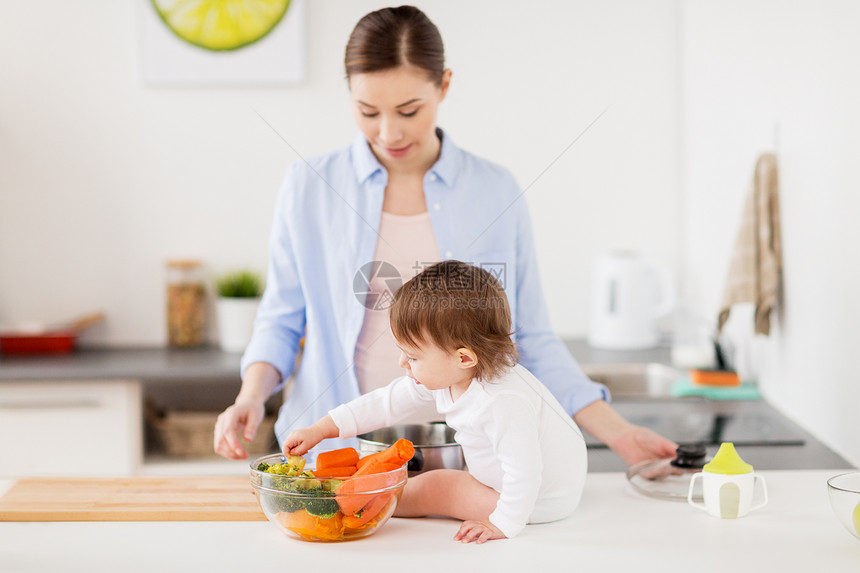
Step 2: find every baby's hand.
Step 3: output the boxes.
[453,520,507,544]
[281,415,339,457]
[282,427,322,456]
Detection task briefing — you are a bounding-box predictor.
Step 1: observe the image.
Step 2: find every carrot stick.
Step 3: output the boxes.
[341,493,394,529]
[354,439,414,475]
[355,451,399,470]
[316,447,359,470]
[336,470,405,515]
[355,451,383,470]
[311,465,357,478]
[336,440,412,516]
[367,462,401,473]
[278,509,344,541]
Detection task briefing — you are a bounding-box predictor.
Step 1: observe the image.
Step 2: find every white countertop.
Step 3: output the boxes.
[1,470,858,572]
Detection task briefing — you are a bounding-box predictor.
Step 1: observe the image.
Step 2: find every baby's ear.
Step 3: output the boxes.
[457,348,478,369]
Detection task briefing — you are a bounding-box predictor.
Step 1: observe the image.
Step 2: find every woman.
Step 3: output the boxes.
[213,6,676,466]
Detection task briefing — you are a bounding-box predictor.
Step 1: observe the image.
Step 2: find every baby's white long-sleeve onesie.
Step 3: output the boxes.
[329,364,588,538]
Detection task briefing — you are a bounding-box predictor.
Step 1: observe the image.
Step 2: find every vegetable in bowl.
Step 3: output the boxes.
[250,442,413,542]
[255,455,341,518]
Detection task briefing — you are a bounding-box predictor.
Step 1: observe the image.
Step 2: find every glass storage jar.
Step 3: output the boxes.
[166,259,206,347]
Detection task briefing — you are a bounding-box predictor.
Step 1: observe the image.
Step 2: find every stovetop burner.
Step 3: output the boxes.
[584,398,806,448]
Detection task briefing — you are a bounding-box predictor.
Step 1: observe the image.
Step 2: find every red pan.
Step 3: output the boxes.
[0,312,104,355]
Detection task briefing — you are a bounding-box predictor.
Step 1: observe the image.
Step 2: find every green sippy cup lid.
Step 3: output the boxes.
[703,442,753,475]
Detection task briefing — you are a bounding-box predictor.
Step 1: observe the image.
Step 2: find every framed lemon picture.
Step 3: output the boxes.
[139,0,305,85]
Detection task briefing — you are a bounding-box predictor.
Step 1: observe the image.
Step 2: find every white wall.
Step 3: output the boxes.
[0,0,682,344]
[680,1,860,466]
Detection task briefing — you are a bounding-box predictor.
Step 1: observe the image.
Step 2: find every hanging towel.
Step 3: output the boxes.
[717,153,782,335]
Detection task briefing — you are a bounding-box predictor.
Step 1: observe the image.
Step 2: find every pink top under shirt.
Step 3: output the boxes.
[353,211,442,423]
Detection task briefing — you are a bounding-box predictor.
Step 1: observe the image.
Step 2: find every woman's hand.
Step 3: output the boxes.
[282,415,340,456]
[214,397,266,460]
[214,362,282,460]
[454,519,507,544]
[608,425,678,467]
[574,399,678,467]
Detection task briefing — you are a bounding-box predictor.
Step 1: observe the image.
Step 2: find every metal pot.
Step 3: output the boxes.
[357,422,465,475]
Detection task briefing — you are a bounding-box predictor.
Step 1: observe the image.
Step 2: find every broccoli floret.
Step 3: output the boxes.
[287,455,306,474]
[264,463,293,475]
[262,487,338,517]
[321,479,344,492]
[302,489,339,518]
[258,462,340,517]
[262,455,306,476]
[263,493,305,514]
[293,477,322,490]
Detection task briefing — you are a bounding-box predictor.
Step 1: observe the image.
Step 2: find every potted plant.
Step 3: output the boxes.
[214,270,264,352]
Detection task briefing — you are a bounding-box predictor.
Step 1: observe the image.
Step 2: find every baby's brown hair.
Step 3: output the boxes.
[389,260,518,381]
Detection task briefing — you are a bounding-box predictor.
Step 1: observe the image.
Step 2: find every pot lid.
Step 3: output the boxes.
[626,443,709,502]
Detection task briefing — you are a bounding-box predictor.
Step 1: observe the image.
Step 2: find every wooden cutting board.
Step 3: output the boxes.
[0,477,266,521]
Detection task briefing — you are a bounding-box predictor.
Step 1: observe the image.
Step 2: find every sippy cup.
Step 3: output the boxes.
[687,442,768,519]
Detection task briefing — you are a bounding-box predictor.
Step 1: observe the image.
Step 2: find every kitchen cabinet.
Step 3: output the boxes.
[0,348,280,478]
[0,380,141,477]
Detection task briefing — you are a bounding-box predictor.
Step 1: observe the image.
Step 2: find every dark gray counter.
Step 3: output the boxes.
[0,339,660,383]
[0,346,242,383]
[0,346,250,412]
[0,339,659,382]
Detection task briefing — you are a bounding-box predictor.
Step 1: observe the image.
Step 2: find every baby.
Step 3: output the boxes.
[283,260,587,543]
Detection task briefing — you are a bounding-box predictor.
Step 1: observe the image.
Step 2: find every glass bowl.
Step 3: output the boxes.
[826,471,860,541]
[250,453,407,542]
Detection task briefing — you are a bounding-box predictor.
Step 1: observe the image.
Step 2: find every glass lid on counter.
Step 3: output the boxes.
[626,443,709,502]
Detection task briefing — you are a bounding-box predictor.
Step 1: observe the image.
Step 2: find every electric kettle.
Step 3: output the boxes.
[587,250,674,350]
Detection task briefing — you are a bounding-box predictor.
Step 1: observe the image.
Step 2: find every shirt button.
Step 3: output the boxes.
[428,173,437,181]
[444,251,453,259]
[433,203,441,211]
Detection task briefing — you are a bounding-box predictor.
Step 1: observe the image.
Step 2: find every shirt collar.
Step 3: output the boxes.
[350,131,384,184]
[431,128,461,187]
[350,127,462,187]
